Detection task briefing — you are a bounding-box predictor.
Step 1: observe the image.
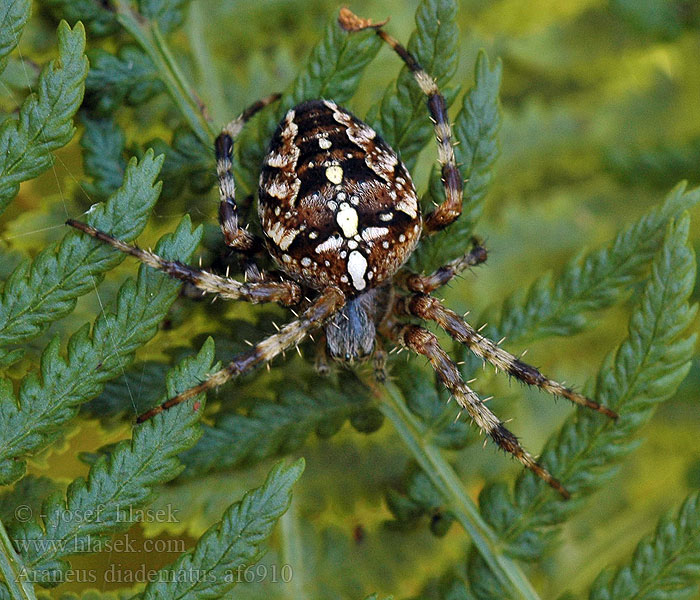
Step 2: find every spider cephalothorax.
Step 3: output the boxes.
[68,8,617,498]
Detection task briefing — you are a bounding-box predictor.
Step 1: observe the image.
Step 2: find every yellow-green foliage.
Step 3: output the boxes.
[0,0,699,599]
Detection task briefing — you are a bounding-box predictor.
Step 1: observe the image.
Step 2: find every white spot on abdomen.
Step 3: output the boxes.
[336,203,359,237]
[266,221,299,251]
[325,165,343,184]
[347,250,368,291]
[361,226,389,242]
[315,235,343,253]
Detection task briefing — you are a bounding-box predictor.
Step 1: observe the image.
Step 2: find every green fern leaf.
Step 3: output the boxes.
[0,20,88,214]
[0,477,60,526]
[392,360,470,449]
[471,213,697,592]
[179,375,371,478]
[0,214,202,486]
[610,0,695,39]
[589,491,700,600]
[409,51,503,273]
[79,113,127,201]
[408,572,472,600]
[605,139,700,190]
[386,464,456,537]
[373,0,459,170]
[0,152,163,350]
[138,459,304,600]
[237,23,382,191]
[84,46,164,115]
[9,339,216,585]
[138,0,192,34]
[42,0,117,36]
[489,182,700,344]
[148,127,214,200]
[0,0,30,76]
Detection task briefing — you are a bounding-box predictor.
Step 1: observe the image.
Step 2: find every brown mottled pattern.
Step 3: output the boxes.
[259,100,421,297]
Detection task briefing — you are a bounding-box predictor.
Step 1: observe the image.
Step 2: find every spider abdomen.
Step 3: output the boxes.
[258,99,421,297]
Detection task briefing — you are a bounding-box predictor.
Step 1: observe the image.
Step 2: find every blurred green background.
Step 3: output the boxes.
[2,0,700,597]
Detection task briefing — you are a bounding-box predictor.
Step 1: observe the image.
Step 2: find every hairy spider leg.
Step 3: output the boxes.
[398,294,618,419]
[137,286,345,423]
[400,237,488,293]
[339,9,462,234]
[66,220,301,306]
[217,93,281,252]
[397,324,570,499]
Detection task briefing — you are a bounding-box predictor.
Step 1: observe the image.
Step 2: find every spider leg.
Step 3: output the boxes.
[66,220,301,306]
[314,333,331,376]
[396,324,569,499]
[137,286,345,423]
[373,338,388,382]
[396,294,618,419]
[217,93,280,252]
[339,9,462,234]
[399,237,487,293]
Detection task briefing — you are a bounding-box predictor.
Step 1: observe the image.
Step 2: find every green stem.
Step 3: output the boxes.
[185,2,227,125]
[112,0,216,145]
[279,497,305,600]
[379,382,541,600]
[0,517,37,600]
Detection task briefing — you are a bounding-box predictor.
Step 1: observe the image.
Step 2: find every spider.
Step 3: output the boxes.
[68,8,617,499]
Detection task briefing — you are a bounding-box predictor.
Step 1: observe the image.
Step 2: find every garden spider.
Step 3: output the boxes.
[68,9,617,499]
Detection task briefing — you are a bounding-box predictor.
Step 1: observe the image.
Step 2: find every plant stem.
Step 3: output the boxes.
[0,517,37,600]
[379,382,541,600]
[112,0,216,145]
[186,2,227,125]
[279,497,305,600]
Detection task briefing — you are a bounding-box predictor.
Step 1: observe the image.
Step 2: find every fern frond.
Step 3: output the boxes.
[138,0,192,34]
[0,21,87,215]
[373,0,459,170]
[490,182,700,344]
[408,572,471,600]
[0,152,163,350]
[0,0,30,76]
[386,465,456,537]
[0,214,202,486]
[610,0,694,39]
[237,22,382,190]
[78,114,127,201]
[0,477,60,525]
[605,139,700,190]
[84,46,163,115]
[149,127,214,200]
[9,340,216,585]
[41,0,117,37]
[138,459,304,600]
[392,360,470,449]
[589,490,700,600]
[471,214,697,592]
[180,376,372,478]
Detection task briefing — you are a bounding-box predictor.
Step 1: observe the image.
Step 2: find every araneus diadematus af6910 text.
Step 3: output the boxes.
[68,9,617,499]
